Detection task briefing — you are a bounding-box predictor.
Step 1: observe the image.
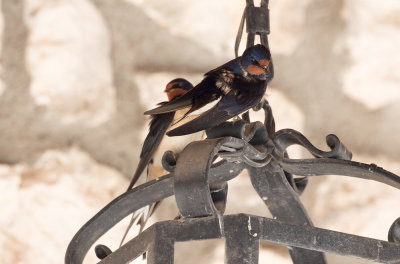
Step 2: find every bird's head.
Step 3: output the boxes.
[240,44,274,81]
[164,78,193,101]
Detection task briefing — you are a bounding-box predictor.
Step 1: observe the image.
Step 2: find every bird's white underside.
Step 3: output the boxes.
[147,109,205,181]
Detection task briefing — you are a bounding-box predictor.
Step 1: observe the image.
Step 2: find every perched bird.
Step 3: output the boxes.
[127,78,204,190]
[144,44,274,137]
[121,78,204,245]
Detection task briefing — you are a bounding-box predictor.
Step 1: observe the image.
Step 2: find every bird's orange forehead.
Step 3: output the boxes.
[257,59,270,67]
[165,81,178,92]
[247,65,265,75]
[167,88,187,100]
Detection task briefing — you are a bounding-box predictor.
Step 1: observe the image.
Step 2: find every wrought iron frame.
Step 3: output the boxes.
[65,0,400,263]
[65,101,400,264]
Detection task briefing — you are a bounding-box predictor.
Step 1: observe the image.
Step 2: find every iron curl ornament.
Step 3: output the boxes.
[65,100,400,264]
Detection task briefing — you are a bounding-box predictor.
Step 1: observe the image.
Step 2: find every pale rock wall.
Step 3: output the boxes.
[0,0,399,263]
[25,0,115,125]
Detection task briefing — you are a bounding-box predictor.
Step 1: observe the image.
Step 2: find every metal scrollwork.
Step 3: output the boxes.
[65,99,400,264]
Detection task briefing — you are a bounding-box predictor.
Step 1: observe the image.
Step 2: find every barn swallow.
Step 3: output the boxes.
[121,78,204,245]
[144,44,274,137]
[126,78,195,190]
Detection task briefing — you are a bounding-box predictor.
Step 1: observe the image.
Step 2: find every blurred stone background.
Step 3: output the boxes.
[0,0,399,263]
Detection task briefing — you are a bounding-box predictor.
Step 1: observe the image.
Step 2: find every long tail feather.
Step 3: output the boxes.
[127,158,148,191]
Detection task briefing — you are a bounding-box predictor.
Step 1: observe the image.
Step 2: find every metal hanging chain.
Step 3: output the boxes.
[236,0,271,124]
[235,0,270,57]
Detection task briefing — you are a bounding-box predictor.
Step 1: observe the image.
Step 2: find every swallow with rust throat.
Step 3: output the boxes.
[121,78,204,245]
[144,44,274,136]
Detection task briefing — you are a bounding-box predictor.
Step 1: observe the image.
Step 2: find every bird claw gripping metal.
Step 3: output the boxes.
[65,100,400,264]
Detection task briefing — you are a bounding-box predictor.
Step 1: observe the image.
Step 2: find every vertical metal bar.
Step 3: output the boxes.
[260,33,269,49]
[246,33,256,48]
[147,238,174,264]
[249,162,327,264]
[234,9,246,58]
[225,215,259,264]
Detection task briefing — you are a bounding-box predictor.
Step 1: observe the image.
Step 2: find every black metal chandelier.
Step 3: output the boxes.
[65,1,400,263]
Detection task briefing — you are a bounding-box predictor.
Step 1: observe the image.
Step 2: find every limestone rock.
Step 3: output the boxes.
[25,0,115,125]
[0,148,128,264]
[342,0,400,109]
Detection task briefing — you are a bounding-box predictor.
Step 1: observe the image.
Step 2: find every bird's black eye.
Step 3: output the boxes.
[250,57,259,65]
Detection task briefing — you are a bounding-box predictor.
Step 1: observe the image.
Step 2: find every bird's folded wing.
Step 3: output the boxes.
[144,88,195,115]
[166,90,261,137]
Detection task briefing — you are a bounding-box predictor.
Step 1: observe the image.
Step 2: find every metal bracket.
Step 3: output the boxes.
[235,0,270,57]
